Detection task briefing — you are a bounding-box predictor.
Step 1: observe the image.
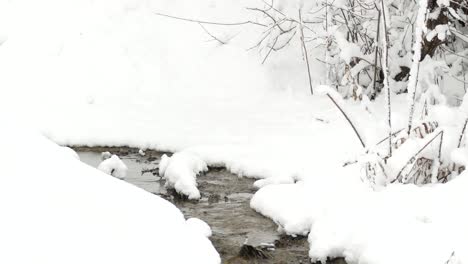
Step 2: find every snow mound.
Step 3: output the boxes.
[61,146,80,160]
[251,167,468,264]
[0,127,220,264]
[159,154,170,177]
[160,152,208,200]
[97,154,128,180]
[186,218,212,238]
[250,183,312,236]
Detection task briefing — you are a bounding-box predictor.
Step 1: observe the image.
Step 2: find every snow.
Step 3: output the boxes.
[0,126,220,264]
[252,169,468,264]
[97,154,128,180]
[101,151,112,160]
[61,146,80,160]
[334,29,364,64]
[451,147,468,167]
[250,183,313,236]
[316,85,343,101]
[1,0,468,263]
[186,218,213,238]
[160,152,208,200]
[159,154,170,177]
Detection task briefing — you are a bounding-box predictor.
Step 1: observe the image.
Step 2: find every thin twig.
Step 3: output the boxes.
[198,23,226,45]
[262,36,279,64]
[380,0,392,158]
[441,46,468,60]
[445,251,455,264]
[438,129,444,161]
[372,8,381,94]
[406,0,428,135]
[299,9,314,95]
[154,12,267,27]
[327,93,366,148]
[457,118,468,148]
[247,7,287,32]
[272,30,297,51]
[343,160,358,167]
[376,128,404,146]
[392,130,444,183]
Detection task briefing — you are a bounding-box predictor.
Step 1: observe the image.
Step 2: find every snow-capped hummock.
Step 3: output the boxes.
[186,218,212,238]
[159,152,208,200]
[97,154,128,180]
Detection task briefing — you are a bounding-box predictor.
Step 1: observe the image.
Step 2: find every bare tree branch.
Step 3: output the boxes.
[154,12,267,27]
[198,23,227,45]
[299,9,314,95]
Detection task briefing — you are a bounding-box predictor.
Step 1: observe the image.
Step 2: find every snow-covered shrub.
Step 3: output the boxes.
[243,0,467,102]
[355,116,468,188]
[156,0,468,187]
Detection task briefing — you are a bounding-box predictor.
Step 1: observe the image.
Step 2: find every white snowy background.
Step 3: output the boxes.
[1,0,468,264]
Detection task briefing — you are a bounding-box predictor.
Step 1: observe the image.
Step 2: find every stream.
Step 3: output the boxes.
[75,146,345,264]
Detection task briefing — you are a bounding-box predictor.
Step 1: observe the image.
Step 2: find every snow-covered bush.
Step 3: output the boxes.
[242,0,467,102]
[243,0,468,187]
[353,117,468,188]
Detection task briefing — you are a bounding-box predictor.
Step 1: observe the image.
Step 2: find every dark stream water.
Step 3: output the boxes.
[74,146,345,264]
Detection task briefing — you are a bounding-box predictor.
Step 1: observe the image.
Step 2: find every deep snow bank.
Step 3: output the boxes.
[251,166,468,264]
[0,126,220,264]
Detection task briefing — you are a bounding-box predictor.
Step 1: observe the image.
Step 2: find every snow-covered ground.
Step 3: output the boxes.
[251,169,468,264]
[0,125,220,264]
[1,0,468,263]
